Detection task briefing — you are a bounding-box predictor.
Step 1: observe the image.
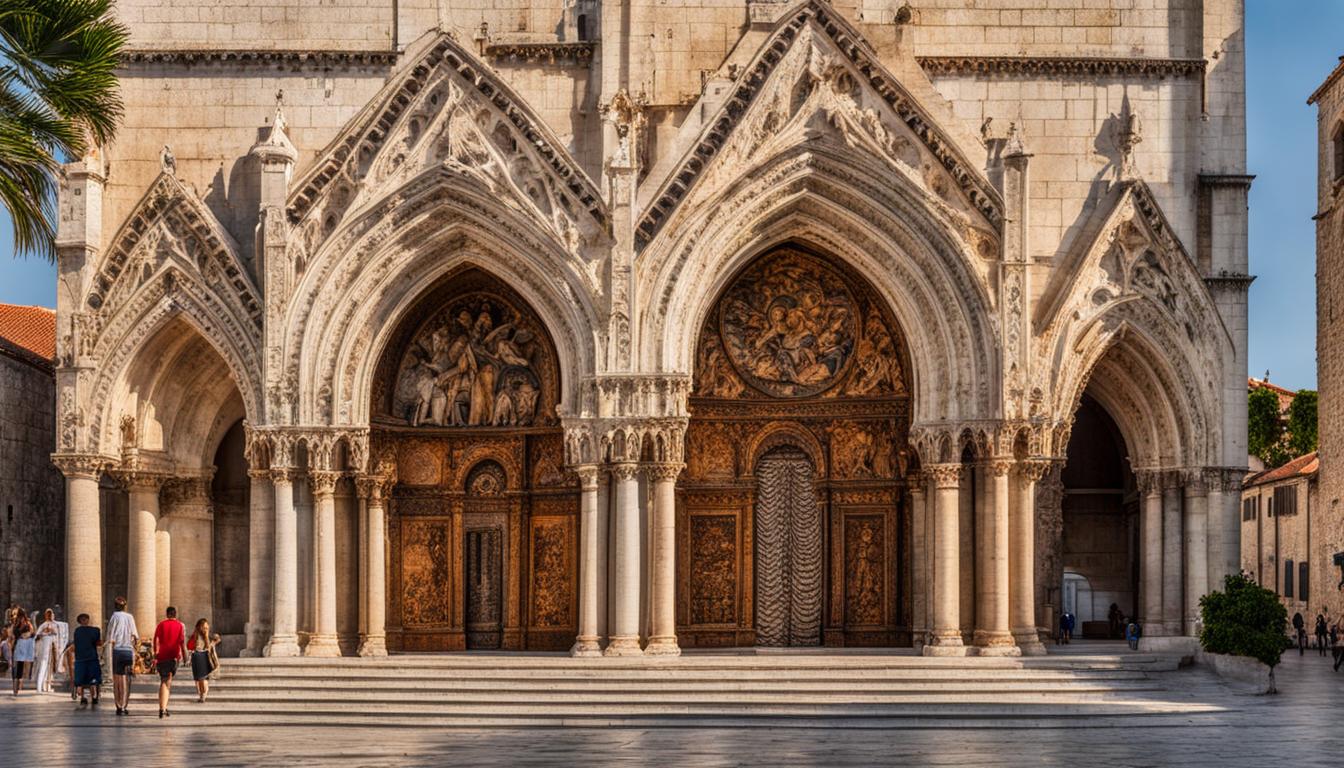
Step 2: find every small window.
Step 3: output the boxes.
[1334,122,1344,180]
[1300,562,1310,602]
[1284,560,1295,598]
[1274,485,1299,517]
[576,14,588,41]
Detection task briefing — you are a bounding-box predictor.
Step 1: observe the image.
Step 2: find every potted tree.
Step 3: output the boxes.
[1199,573,1288,693]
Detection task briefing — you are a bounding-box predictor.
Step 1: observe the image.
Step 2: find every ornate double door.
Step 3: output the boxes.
[754,448,823,647]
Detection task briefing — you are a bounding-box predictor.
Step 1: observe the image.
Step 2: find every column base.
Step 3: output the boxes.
[357,635,388,657]
[922,632,968,657]
[303,634,342,657]
[263,634,301,658]
[603,635,644,657]
[1012,630,1048,656]
[973,630,1021,656]
[644,636,681,656]
[570,636,603,657]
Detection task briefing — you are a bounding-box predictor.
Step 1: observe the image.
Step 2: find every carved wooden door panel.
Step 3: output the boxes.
[754,447,822,646]
[465,525,503,649]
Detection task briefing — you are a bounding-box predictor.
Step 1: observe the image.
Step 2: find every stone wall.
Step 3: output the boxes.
[1315,61,1344,626]
[0,354,63,615]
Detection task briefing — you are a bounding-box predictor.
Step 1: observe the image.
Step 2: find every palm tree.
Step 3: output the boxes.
[0,0,127,260]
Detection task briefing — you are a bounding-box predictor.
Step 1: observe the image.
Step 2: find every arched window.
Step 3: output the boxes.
[576,14,588,41]
[1284,559,1295,598]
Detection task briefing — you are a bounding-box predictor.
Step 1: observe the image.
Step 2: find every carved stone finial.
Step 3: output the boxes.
[160,145,176,176]
[1003,121,1028,158]
[1113,104,1142,180]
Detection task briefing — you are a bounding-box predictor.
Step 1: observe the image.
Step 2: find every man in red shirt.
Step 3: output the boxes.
[152,606,188,719]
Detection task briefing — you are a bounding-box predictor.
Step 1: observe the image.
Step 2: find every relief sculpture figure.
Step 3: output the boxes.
[395,295,545,427]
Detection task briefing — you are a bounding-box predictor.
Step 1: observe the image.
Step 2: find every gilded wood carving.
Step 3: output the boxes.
[688,515,738,625]
[844,516,885,625]
[529,518,573,628]
[401,519,453,627]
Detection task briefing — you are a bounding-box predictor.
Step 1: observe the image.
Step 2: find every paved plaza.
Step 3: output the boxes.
[2,648,1342,767]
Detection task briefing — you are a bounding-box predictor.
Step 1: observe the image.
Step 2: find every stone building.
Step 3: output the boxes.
[1239,453,1328,624]
[0,305,64,615]
[50,0,1249,657]
[1311,53,1344,627]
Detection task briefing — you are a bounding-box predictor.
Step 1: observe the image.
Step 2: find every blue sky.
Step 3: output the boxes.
[0,1,1334,391]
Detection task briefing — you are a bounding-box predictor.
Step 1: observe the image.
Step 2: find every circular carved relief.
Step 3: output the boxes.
[718,252,858,397]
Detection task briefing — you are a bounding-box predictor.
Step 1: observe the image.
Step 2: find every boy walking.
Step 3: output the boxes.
[70,613,102,708]
[152,606,188,719]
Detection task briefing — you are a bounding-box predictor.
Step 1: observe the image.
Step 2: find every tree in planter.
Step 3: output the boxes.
[1199,573,1287,693]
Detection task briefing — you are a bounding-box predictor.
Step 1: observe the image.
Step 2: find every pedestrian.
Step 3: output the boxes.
[1125,618,1141,651]
[1108,603,1123,639]
[1317,613,1330,657]
[1059,611,1074,644]
[1293,612,1307,655]
[188,618,220,703]
[10,608,34,696]
[62,637,77,702]
[70,613,101,708]
[105,597,139,715]
[152,606,188,718]
[33,608,63,693]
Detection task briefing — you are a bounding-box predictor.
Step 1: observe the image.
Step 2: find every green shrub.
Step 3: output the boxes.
[1199,573,1287,692]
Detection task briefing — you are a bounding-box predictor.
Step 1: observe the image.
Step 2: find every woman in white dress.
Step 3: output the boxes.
[33,609,63,693]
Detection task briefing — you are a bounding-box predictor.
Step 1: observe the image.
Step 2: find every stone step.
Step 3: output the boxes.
[208,677,1159,692]
[213,667,1155,682]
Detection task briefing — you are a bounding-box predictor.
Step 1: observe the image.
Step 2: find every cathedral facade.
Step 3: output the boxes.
[51,0,1249,658]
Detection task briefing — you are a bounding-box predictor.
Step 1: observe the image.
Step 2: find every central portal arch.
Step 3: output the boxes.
[372,266,579,652]
[679,246,913,648]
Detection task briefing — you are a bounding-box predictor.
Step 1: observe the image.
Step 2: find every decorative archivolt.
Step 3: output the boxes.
[638,152,1000,424]
[637,0,1002,250]
[1036,180,1227,465]
[286,32,607,273]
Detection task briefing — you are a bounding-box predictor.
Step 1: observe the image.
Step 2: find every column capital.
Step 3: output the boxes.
[116,470,170,493]
[906,472,927,495]
[270,467,297,484]
[610,462,641,481]
[309,470,341,499]
[51,453,105,480]
[983,457,1013,477]
[1134,468,1163,495]
[926,463,962,489]
[645,462,685,482]
[247,468,271,483]
[573,464,602,490]
[1016,458,1053,483]
[1203,466,1248,493]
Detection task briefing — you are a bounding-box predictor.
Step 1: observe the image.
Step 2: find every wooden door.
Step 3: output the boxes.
[754,447,822,647]
[465,525,504,649]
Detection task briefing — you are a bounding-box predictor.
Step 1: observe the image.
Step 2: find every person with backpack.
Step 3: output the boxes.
[1125,618,1141,651]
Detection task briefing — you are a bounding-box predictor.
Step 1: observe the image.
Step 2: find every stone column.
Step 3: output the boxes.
[243,469,274,656]
[356,487,368,644]
[1183,476,1209,636]
[959,465,977,643]
[605,463,643,656]
[126,474,163,633]
[1162,474,1184,636]
[571,466,603,656]
[975,459,1018,655]
[908,475,928,650]
[925,463,966,656]
[57,457,103,628]
[1137,471,1164,635]
[161,475,214,633]
[645,462,682,656]
[357,478,387,657]
[1011,460,1048,655]
[264,469,300,657]
[306,470,341,657]
[155,528,170,621]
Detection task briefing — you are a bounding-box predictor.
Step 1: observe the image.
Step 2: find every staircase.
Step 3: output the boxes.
[125,649,1225,728]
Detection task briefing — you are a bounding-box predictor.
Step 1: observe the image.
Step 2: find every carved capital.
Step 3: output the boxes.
[1017,459,1052,484]
[269,467,297,485]
[574,464,601,491]
[119,471,169,493]
[645,462,685,483]
[610,462,641,482]
[927,463,962,489]
[1133,469,1162,495]
[51,453,105,480]
[247,468,271,483]
[309,470,341,499]
[983,458,1013,477]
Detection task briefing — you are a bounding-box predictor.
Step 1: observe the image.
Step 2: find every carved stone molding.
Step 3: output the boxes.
[1016,459,1052,484]
[483,41,594,65]
[309,470,342,499]
[610,462,641,482]
[121,49,398,68]
[51,453,106,479]
[645,462,685,483]
[574,464,601,490]
[916,56,1206,79]
[983,458,1013,477]
[926,463,962,489]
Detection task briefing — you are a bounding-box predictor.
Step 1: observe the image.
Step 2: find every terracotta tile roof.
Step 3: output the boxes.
[1244,451,1319,489]
[1248,376,1295,412]
[0,304,56,370]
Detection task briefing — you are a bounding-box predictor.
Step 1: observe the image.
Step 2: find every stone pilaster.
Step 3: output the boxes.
[160,473,215,633]
[1135,470,1165,635]
[356,475,388,657]
[644,462,683,656]
[121,472,167,634]
[1183,474,1209,637]
[1161,472,1184,636]
[975,458,1018,656]
[907,473,928,650]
